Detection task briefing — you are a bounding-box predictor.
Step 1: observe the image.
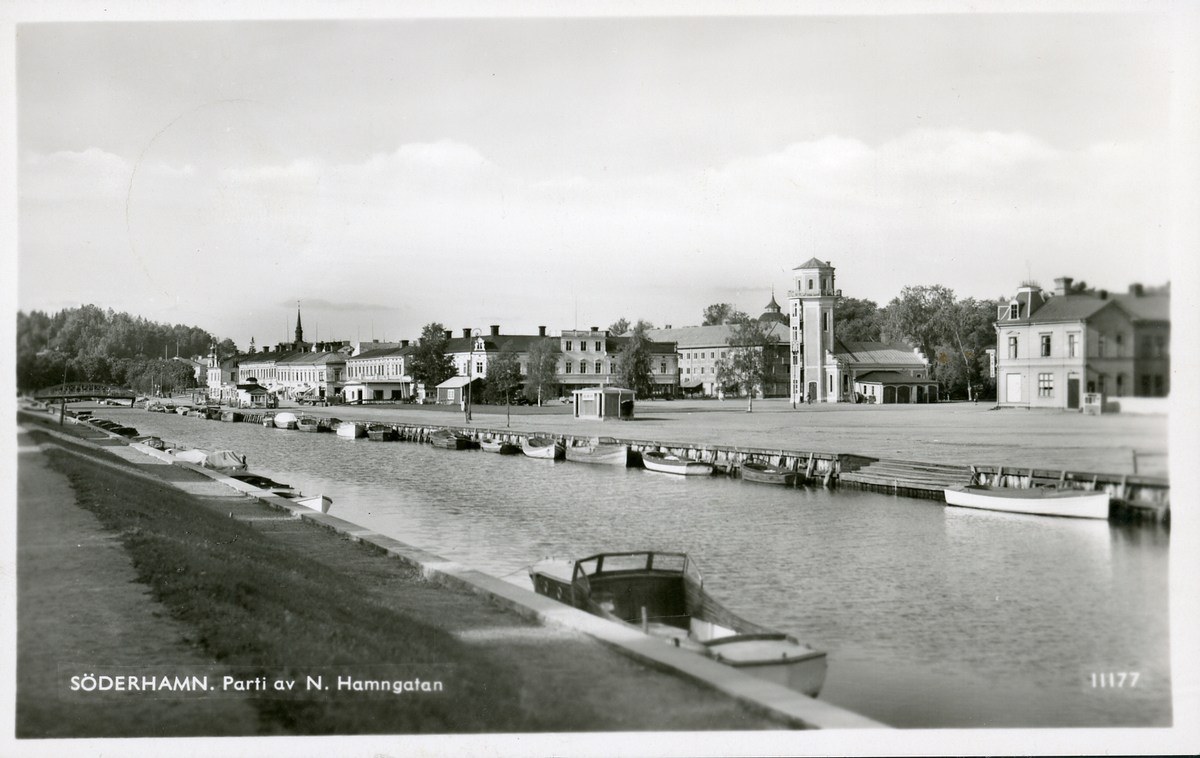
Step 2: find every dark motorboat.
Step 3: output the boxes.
[529,551,827,697]
[367,424,397,441]
[228,473,296,495]
[740,461,798,486]
[220,410,244,423]
[430,428,471,450]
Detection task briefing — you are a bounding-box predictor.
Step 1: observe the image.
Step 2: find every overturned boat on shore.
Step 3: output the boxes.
[530,551,826,697]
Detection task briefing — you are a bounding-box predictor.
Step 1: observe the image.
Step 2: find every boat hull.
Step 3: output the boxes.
[741,462,797,486]
[430,430,470,450]
[290,494,332,513]
[273,412,299,430]
[522,436,564,459]
[642,452,713,476]
[565,443,629,466]
[367,426,396,441]
[336,422,367,438]
[480,438,521,454]
[944,485,1110,519]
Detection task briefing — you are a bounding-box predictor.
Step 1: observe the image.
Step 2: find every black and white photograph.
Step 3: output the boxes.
[6,1,1198,756]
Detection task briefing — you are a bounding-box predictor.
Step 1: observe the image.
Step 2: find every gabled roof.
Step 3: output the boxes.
[794,257,832,270]
[445,334,549,354]
[644,322,788,349]
[834,340,926,367]
[436,375,476,389]
[1004,294,1114,324]
[350,345,414,360]
[275,351,346,366]
[1111,293,1169,321]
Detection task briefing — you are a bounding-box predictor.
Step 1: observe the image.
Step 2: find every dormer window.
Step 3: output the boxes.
[1009,303,1019,319]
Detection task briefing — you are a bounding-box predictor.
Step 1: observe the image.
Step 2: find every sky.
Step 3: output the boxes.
[13,5,1188,352]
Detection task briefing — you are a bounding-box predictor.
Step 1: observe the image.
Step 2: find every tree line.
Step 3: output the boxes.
[17,305,233,395]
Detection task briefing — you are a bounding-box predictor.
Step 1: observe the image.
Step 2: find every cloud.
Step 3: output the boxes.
[277,298,401,313]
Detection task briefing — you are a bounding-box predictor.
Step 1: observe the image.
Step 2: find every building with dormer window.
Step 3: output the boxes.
[994,277,1169,409]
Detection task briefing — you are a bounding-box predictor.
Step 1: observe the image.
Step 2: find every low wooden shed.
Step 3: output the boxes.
[572,386,635,420]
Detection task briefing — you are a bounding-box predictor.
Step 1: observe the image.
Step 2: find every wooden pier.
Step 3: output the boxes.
[198,412,1172,523]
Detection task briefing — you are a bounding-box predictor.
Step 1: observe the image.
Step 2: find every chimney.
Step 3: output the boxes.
[1054,277,1073,296]
[538,326,546,337]
[1099,290,1108,300]
[462,328,471,339]
[444,330,452,340]
[590,326,598,332]
[400,340,409,348]
[1129,283,1144,297]
[664,325,672,330]
[490,325,500,337]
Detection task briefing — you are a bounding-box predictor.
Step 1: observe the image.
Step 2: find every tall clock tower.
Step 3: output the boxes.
[788,258,839,403]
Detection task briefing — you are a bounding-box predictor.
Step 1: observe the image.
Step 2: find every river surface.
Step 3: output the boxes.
[111,409,1172,729]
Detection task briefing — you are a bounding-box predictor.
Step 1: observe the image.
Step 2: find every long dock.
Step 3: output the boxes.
[223,411,1170,524]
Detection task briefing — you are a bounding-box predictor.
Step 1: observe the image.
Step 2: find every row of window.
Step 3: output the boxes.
[1033,372,1166,397]
[1013,333,1168,360]
[563,341,605,352]
[561,361,671,374]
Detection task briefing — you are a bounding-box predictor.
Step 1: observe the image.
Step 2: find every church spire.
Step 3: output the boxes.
[295,302,304,345]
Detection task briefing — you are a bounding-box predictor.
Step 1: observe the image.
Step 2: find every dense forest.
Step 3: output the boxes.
[16,304,234,395]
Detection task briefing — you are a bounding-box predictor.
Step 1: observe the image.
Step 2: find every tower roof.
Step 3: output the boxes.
[794,257,833,270]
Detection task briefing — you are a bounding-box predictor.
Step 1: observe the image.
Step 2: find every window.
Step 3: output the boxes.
[1009,303,1019,319]
[565,362,572,374]
[595,341,602,352]
[1141,337,1152,359]
[475,362,483,374]
[711,352,715,359]
[1154,336,1165,358]
[579,341,586,352]
[1115,333,1124,356]
[792,354,798,365]
[661,361,667,373]
[1098,334,1106,357]
[822,313,829,331]
[1008,336,1018,359]
[1040,335,1051,357]
[1068,334,1079,358]
[685,368,690,374]
[1038,373,1054,397]
[792,303,798,317]
[579,361,586,374]
[792,326,798,342]
[565,341,572,351]
[808,278,814,290]
[1141,375,1150,395]
[699,367,705,374]
[595,361,602,373]
[1117,374,1125,396]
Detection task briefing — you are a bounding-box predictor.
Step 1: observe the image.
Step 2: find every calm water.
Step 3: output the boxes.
[111,409,1171,729]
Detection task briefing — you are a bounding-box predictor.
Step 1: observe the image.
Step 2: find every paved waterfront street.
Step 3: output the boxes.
[285,398,1168,477]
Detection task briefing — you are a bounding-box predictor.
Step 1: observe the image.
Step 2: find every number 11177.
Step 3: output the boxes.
[1091,672,1139,688]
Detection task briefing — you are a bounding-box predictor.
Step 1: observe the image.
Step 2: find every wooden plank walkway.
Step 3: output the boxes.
[838,459,973,500]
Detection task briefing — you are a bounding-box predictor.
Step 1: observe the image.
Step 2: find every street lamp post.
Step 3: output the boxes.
[465,328,481,423]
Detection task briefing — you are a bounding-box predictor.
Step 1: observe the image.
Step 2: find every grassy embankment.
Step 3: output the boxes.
[42,443,572,735]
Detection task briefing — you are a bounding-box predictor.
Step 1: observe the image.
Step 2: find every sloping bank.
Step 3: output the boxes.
[19,411,886,733]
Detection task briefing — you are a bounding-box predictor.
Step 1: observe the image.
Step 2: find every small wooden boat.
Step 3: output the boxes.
[220,410,243,423]
[529,551,826,697]
[642,451,713,476]
[367,424,397,441]
[565,438,629,466]
[480,436,521,454]
[260,412,277,427]
[228,473,296,496]
[273,412,299,430]
[740,460,798,486]
[317,417,339,433]
[336,421,368,438]
[522,434,564,460]
[168,447,210,465]
[279,492,333,513]
[296,416,321,432]
[203,450,249,473]
[944,484,1110,520]
[430,428,471,450]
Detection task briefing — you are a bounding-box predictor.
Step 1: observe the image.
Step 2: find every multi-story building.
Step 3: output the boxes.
[787,258,932,403]
[994,278,1169,409]
[646,299,791,398]
[557,327,678,397]
[341,342,414,403]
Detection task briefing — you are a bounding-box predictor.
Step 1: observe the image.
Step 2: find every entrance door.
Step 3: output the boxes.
[897,386,911,403]
[1067,376,1080,409]
[807,381,817,402]
[1006,373,1022,403]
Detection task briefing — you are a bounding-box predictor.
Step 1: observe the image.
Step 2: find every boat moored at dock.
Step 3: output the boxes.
[529,551,826,697]
[367,424,397,441]
[296,416,321,432]
[336,421,367,438]
[642,451,713,476]
[430,428,472,450]
[564,438,629,466]
[522,434,564,460]
[273,412,299,430]
[480,436,521,454]
[944,484,1111,519]
[740,460,798,486]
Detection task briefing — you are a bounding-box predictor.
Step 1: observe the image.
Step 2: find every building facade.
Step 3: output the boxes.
[341,343,414,403]
[646,316,790,398]
[994,278,1169,409]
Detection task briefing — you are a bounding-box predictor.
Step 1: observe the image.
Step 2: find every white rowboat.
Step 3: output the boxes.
[943,484,1110,520]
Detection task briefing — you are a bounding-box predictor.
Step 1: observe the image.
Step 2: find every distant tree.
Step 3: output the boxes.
[608,317,631,336]
[834,296,882,342]
[410,323,456,392]
[614,321,656,398]
[716,319,771,411]
[484,342,523,424]
[702,303,751,326]
[931,297,999,400]
[216,338,239,360]
[523,338,560,405]
[880,285,957,364]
